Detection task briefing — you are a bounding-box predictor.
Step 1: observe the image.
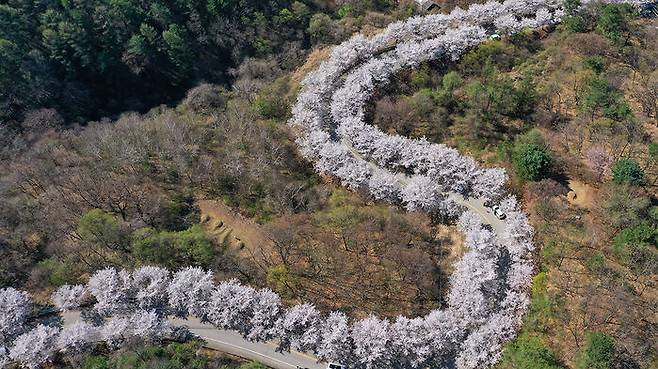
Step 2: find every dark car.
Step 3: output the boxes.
[640,2,658,17]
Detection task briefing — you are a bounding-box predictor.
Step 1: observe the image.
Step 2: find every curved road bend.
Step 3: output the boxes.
[59,196,503,369]
[61,311,324,369]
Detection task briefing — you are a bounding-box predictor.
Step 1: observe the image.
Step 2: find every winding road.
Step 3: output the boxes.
[61,195,504,369]
[62,311,324,369]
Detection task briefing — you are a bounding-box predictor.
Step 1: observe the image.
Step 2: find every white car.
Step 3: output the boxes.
[327,364,346,369]
[492,205,506,220]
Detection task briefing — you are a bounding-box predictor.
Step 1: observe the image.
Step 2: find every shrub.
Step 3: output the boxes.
[182,84,227,113]
[576,332,615,369]
[524,272,555,332]
[78,209,131,252]
[560,16,587,33]
[238,362,269,369]
[266,264,299,299]
[611,159,644,185]
[500,333,564,369]
[337,5,353,19]
[513,143,553,181]
[583,56,605,74]
[308,13,334,44]
[612,222,658,273]
[153,193,200,232]
[35,258,80,287]
[595,4,635,45]
[132,225,215,268]
[580,76,632,121]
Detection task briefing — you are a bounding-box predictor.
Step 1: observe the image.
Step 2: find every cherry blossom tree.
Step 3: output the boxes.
[129,309,170,340]
[275,303,322,353]
[390,316,431,368]
[0,345,8,368]
[247,288,283,342]
[100,316,131,348]
[57,321,97,354]
[316,311,354,364]
[9,325,60,369]
[350,315,392,369]
[167,267,214,318]
[131,266,170,313]
[0,288,32,344]
[88,268,131,316]
[205,279,257,335]
[401,176,446,213]
[52,285,87,311]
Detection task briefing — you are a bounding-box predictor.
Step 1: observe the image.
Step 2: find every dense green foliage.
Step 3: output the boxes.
[132,225,215,269]
[500,334,565,369]
[576,332,615,369]
[0,0,403,127]
[580,76,632,121]
[611,159,644,185]
[511,132,553,182]
[612,220,658,274]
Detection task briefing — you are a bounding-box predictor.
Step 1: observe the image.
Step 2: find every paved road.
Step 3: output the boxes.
[59,193,502,369]
[59,196,502,369]
[341,138,508,237]
[62,311,324,369]
[448,193,507,236]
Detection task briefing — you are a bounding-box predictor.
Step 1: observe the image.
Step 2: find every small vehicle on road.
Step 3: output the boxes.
[327,364,346,369]
[492,205,506,220]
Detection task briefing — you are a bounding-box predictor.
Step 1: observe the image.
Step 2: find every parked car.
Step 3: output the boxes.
[492,205,506,220]
[327,364,346,369]
[640,2,657,17]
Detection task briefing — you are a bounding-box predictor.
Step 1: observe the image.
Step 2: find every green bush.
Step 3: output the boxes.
[307,13,334,44]
[81,356,109,369]
[410,89,436,118]
[72,341,220,369]
[132,225,215,268]
[612,222,658,273]
[513,143,553,181]
[512,74,538,118]
[596,4,635,45]
[266,264,299,299]
[253,94,288,120]
[585,253,606,273]
[583,56,605,74]
[336,5,353,19]
[78,209,131,252]
[36,258,80,287]
[500,333,565,369]
[560,16,587,33]
[238,362,269,369]
[525,272,555,332]
[410,65,431,89]
[580,77,632,121]
[154,193,199,232]
[611,159,644,185]
[576,332,615,369]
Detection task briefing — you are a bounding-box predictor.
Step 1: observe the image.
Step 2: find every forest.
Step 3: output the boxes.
[0,0,656,369]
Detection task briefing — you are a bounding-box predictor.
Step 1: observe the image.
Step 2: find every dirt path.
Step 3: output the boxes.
[566,179,596,209]
[198,199,273,254]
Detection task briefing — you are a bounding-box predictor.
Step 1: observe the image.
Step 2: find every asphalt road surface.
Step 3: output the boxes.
[61,311,325,369]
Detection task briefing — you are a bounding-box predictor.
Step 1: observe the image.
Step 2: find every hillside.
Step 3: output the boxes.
[0,1,656,369]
